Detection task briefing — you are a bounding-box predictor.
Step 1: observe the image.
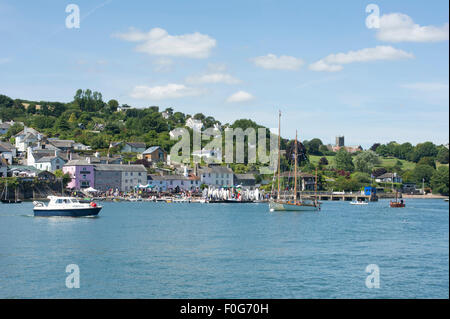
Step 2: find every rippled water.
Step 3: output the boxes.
[0,199,448,298]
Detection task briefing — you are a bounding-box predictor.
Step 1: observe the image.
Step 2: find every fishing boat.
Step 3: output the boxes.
[1,180,22,204]
[269,112,320,212]
[33,196,102,217]
[390,191,405,208]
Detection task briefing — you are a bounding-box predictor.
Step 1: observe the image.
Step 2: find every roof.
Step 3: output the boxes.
[48,139,75,148]
[125,142,146,148]
[94,164,147,172]
[35,156,64,163]
[198,165,233,174]
[64,160,92,166]
[0,145,11,152]
[142,146,165,154]
[0,122,11,129]
[0,141,14,151]
[8,165,41,172]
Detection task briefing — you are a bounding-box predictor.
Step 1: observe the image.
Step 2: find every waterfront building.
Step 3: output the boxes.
[198,164,234,187]
[94,164,147,192]
[63,160,95,190]
[147,175,168,192]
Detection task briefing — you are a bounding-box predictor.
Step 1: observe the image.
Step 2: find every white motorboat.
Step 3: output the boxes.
[33,196,102,217]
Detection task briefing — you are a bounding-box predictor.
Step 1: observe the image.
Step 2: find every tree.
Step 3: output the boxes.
[410,142,438,163]
[417,157,436,169]
[437,147,449,164]
[370,143,381,152]
[305,138,323,155]
[354,150,381,173]
[107,99,119,112]
[335,148,354,172]
[412,164,435,186]
[431,166,449,195]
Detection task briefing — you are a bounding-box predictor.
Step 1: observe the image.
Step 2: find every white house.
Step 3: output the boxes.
[73,142,91,151]
[375,172,403,184]
[198,165,234,187]
[33,155,66,172]
[15,127,43,152]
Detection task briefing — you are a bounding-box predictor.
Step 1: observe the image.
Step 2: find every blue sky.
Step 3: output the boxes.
[0,0,448,147]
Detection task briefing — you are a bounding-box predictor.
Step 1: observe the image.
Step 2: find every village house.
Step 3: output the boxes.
[15,127,43,152]
[33,155,66,172]
[73,142,91,151]
[139,146,167,163]
[375,172,403,184]
[198,164,234,187]
[47,138,75,151]
[147,175,168,192]
[0,141,16,164]
[192,149,222,162]
[63,160,95,190]
[111,142,146,153]
[94,164,147,192]
[0,121,12,135]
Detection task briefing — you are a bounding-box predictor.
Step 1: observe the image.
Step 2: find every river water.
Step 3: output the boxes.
[0,199,448,298]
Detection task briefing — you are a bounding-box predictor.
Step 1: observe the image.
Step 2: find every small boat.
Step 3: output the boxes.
[33,196,102,217]
[350,200,368,205]
[390,191,405,208]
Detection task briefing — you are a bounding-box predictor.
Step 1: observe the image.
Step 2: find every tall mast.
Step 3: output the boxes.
[277,111,281,201]
[294,130,297,205]
[315,167,318,206]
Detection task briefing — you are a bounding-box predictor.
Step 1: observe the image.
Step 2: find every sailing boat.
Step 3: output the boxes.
[390,190,405,208]
[1,179,22,204]
[269,112,320,212]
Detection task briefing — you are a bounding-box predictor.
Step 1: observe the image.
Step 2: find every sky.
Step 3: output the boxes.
[0,0,448,147]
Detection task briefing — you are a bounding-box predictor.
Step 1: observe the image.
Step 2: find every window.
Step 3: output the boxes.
[130,172,133,176]
[138,172,142,176]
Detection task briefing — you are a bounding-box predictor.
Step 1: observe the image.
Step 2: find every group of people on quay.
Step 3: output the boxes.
[68,186,267,203]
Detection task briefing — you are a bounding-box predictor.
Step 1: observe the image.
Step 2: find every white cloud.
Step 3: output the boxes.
[186,73,241,85]
[401,82,449,91]
[130,83,204,100]
[251,54,304,70]
[226,91,254,103]
[376,13,449,43]
[309,46,414,72]
[113,27,216,58]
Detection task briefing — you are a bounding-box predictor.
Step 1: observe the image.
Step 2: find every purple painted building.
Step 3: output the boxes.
[63,160,95,190]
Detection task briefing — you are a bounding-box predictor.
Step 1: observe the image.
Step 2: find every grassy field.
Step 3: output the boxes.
[309,155,417,170]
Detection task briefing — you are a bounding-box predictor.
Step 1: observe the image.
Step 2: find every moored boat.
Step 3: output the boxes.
[33,196,102,217]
